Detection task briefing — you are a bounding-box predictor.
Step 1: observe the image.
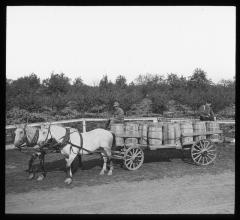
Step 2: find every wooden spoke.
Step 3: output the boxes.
[194,153,202,161]
[199,140,204,149]
[205,154,213,161]
[201,156,205,165]
[196,155,202,164]
[205,144,215,151]
[192,151,202,155]
[207,152,217,157]
[204,141,210,149]
[135,151,143,157]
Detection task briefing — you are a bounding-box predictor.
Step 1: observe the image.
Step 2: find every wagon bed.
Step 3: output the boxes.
[111,129,223,170]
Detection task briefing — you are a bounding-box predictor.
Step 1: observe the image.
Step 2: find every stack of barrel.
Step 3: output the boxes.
[110,120,220,148]
[110,123,125,146]
[205,121,220,141]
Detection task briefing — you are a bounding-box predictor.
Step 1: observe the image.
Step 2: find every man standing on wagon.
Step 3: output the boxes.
[105,101,125,129]
[199,101,215,121]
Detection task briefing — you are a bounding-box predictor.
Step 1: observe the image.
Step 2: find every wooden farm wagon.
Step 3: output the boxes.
[110,121,223,170]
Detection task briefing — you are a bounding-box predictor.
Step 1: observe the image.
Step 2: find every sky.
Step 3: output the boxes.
[6,6,236,85]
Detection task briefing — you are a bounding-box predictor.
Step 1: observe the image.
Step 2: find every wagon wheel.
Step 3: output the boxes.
[123,146,144,170]
[191,139,217,166]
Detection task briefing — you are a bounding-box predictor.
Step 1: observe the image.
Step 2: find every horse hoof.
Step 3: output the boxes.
[64,178,72,184]
[28,173,34,180]
[107,170,112,176]
[99,171,105,175]
[37,175,44,181]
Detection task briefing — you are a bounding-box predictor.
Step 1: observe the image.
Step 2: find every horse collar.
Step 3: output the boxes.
[31,129,39,145]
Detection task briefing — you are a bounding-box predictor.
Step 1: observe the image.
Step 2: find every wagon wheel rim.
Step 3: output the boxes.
[124,146,144,170]
[191,139,217,165]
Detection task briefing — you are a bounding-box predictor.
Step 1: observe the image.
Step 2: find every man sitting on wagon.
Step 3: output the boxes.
[105,101,125,129]
[199,101,215,121]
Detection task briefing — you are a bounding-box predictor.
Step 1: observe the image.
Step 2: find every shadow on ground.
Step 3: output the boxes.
[5,143,234,194]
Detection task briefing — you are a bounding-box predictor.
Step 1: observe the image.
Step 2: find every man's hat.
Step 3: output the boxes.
[113,101,119,107]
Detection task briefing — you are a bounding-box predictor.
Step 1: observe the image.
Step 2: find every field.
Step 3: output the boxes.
[5,142,235,214]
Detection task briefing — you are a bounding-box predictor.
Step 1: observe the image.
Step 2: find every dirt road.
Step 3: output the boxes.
[6,170,234,214]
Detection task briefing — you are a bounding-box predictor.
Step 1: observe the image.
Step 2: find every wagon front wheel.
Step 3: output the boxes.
[123,146,144,170]
[191,139,217,166]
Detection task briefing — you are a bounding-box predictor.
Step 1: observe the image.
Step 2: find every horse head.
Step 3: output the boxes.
[37,123,52,147]
[13,123,27,148]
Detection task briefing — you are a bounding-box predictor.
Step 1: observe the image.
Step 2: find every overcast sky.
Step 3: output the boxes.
[6,6,236,85]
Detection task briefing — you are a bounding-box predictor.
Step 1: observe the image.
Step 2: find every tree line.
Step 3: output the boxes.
[6,68,235,124]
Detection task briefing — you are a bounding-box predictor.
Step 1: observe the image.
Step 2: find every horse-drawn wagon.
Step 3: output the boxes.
[110,121,223,170]
[12,119,223,184]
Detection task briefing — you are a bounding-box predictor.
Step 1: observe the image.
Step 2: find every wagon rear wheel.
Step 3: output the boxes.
[191,139,217,166]
[123,146,144,170]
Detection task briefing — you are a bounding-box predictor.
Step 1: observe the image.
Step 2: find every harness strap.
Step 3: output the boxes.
[69,131,97,155]
[60,128,70,148]
[31,129,39,145]
[24,127,39,147]
[44,125,52,144]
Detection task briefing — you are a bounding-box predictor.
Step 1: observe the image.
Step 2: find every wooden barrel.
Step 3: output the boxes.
[162,123,176,145]
[138,123,148,145]
[148,123,163,146]
[125,123,140,145]
[110,123,125,146]
[180,121,193,144]
[205,121,220,140]
[192,121,206,141]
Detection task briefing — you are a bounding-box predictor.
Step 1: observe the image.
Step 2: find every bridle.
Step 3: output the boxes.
[41,124,52,146]
[15,125,39,151]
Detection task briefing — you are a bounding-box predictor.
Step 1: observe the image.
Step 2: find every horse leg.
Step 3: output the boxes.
[28,153,38,180]
[105,148,113,176]
[100,152,108,175]
[37,152,46,181]
[64,149,78,184]
[78,154,83,169]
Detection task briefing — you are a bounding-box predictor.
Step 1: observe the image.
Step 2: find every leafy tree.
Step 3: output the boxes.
[6,68,235,124]
[73,77,84,87]
[10,73,41,95]
[115,75,127,88]
[43,73,71,94]
[188,68,212,90]
[167,73,187,89]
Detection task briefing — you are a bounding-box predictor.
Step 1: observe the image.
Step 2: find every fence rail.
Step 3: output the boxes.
[5,117,235,130]
[5,117,235,148]
[5,117,159,131]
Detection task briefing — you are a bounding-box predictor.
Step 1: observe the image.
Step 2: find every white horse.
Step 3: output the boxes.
[37,124,115,184]
[13,124,46,180]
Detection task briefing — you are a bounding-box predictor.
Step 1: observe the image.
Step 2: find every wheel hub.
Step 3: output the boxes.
[202,150,208,156]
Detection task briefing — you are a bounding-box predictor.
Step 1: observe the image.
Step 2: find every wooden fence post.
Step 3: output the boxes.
[82,119,86,132]
[153,117,158,123]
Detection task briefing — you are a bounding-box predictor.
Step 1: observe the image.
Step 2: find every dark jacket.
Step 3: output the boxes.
[112,107,124,123]
[199,104,214,117]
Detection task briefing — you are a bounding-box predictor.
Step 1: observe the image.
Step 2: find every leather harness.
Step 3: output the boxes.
[25,129,39,147]
[45,126,94,155]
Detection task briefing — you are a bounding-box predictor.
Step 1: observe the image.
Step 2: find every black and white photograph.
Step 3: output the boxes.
[5,6,235,214]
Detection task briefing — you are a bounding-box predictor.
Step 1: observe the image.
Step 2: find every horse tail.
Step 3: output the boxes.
[111,132,116,148]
